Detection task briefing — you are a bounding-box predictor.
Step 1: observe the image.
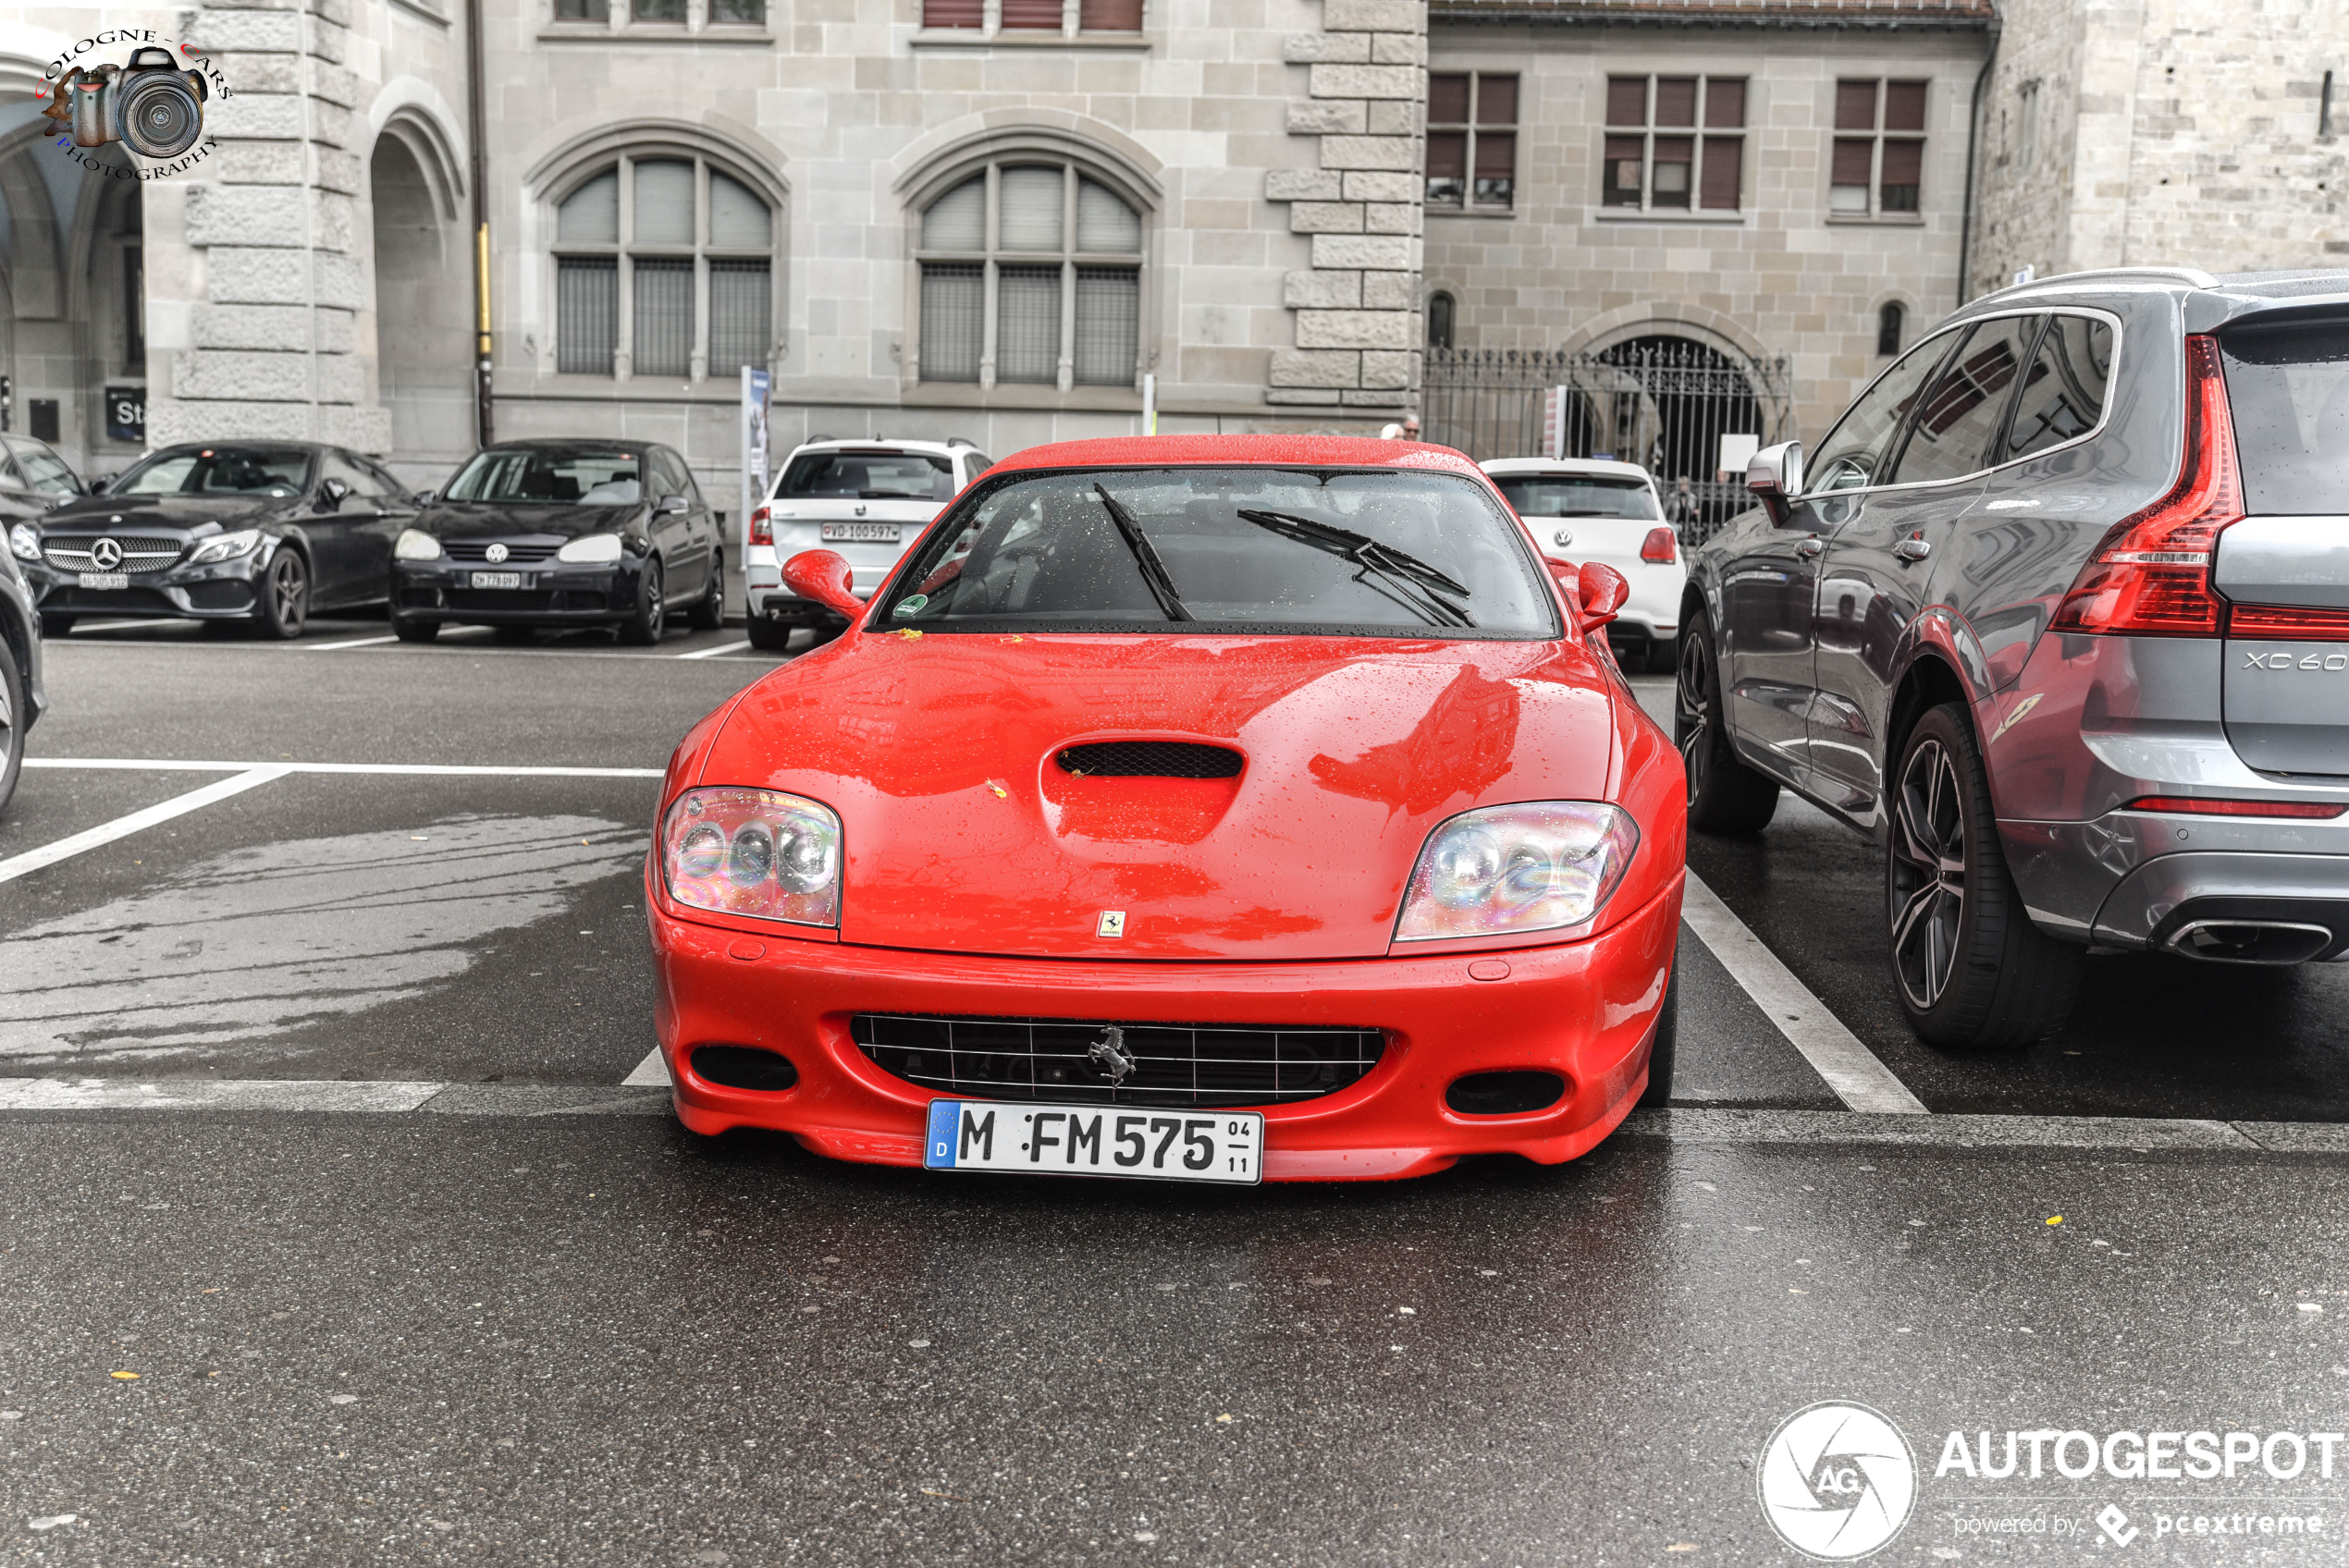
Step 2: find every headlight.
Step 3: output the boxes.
[7,523,39,562]
[394,529,442,561]
[188,528,262,565]
[557,533,624,564]
[1394,802,1640,942]
[660,787,841,928]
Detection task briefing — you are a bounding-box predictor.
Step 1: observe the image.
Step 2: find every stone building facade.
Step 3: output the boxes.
[0,0,2340,500]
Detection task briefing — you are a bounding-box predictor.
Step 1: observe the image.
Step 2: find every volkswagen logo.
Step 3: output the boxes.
[90,537,124,570]
[1757,1402,1917,1559]
[484,542,510,564]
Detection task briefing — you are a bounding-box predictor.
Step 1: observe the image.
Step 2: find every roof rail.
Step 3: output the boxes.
[1989,265,2221,298]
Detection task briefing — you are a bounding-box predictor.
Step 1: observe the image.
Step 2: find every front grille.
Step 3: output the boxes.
[853,1012,1384,1108]
[43,535,184,573]
[1057,741,1244,778]
[446,540,560,563]
[447,589,555,612]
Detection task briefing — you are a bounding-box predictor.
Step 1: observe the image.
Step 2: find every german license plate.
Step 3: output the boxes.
[924,1099,1262,1185]
[470,570,524,589]
[821,521,900,543]
[77,572,128,590]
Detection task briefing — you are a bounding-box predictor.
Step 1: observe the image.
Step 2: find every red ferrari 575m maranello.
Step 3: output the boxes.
[646,435,1687,1183]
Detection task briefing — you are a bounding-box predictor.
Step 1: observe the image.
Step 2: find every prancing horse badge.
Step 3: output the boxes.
[1096,910,1126,938]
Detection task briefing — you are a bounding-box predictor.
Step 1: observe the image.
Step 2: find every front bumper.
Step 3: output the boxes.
[24,549,272,619]
[646,866,1683,1182]
[392,559,646,624]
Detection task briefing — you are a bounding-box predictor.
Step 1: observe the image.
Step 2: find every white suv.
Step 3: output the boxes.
[1481,457,1686,673]
[744,437,994,649]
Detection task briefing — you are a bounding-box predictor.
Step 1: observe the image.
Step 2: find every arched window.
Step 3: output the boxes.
[915,160,1142,388]
[552,153,775,380]
[1426,290,1456,349]
[1876,300,1904,357]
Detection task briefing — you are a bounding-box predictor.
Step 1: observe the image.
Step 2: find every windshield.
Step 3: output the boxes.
[1494,474,1661,520]
[2220,313,2349,515]
[776,450,954,503]
[115,447,310,497]
[446,447,644,506]
[883,466,1558,637]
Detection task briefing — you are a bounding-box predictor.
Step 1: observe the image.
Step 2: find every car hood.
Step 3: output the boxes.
[42,494,292,533]
[412,501,652,542]
[700,632,1621,961]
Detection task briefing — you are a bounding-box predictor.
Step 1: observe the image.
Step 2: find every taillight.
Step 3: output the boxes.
[2228,604,2349,642]
[2127,796,2347,819]
[749,506,773,547]
[2050,336,2243,636]
[1641,526,1678,564]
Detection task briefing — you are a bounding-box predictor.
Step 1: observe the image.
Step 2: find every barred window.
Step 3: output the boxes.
[550,153,776,380]
[1832,80,1928,218]
[922,0,1139,27]
[915,159,1144,390]
[1602,75,1745,214]
[1426,73,1516,210]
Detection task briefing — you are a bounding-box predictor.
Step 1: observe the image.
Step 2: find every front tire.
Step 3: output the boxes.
[0,641,24,812]
[251,547,309,640]
[744,613,793,652]
[392,616,439,643]
[1675,610,1779,834]
[617,557,666,646]
[1886,703,2080,1049]
[687,552,725,631]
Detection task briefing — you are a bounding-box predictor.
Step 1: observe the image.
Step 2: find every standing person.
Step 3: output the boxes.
[1400,415,1421,440]
[1664,475,1702,542]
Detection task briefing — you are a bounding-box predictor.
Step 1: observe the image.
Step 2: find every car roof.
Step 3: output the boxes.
[1480,457,1654,484]
[476,438,656,452]
[1949,266,2349,332]
[987,435,1494,480]
[784,438,975,458]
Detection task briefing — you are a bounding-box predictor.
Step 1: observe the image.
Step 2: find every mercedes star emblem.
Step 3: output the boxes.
[484,542,510,564]
[90,537,123,570]
[1088,1025,1138,1086]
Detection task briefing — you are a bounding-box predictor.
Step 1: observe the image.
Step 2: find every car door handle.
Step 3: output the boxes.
[1894,537,1932,562]
[1794,536,1825,559]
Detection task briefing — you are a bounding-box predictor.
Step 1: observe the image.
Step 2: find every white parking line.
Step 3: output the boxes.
[675,639,753,660]
[0,765,292,885]
[622,1047,673,1086]
[1679,870,1930,1115]
[23,757,663,778]
[304,633,400,650]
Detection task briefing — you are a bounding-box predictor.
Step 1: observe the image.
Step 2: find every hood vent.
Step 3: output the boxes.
[1057,741,1243,779]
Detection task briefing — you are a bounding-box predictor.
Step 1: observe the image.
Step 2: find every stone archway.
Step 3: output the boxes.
[370,130,473,485]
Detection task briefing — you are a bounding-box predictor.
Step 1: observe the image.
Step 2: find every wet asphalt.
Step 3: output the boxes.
[3,621,2348,1564]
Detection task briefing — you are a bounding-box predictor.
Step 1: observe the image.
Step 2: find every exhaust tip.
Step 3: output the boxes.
[2165,920,2335,965]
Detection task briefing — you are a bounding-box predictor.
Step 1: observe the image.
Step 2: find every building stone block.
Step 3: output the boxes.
[1265,168,1343,202]
[315,353,363,404]
[1285,99,1366,135]
[1295,308,1414,349]
[145,398,299,450]
[1321,0,1420,31]
[1310,232,1413,269]
[212,142,306,185]
[1307,64,1421,101]
[310,61,358,107]
[1365,98,1420,135]
[1317,135,1419,171]
[1368,32,1425,65]
[314,147,360,195]
[1268,347,1360,386]
[225,54,301,92]
[1361,270,1418,308]
[304,14,346,61]
[313,192,354,252]
[1340,387,1408,406]
[1263,387,1346,404]
[187,185,307,248]
[189,10,301,50]
[319,401,394,455]
[1283,269,1361,308]
[174,349,314,400]
[311,102,352,148]
[314,251,365,310]
[314,307,354,354]
[1341,169,1419,202]
[1281,31,1369,63]
[1359,349,1414,389]
[202,0,306,10]
[208,94,306,139]
[309,0,351,28]
[1288,201,1364,234]
[1363,202,1419,235]
[206,246,311,304]
[193,303,312,350]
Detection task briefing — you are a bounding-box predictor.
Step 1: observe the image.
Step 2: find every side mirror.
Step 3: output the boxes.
[89,476,110,496]
[320,477,351,509]
[782,548,862,619]
[1745,440,1804,526]
[659,494,690,515]
[412,489,436,505]
[1578,561,1630,630]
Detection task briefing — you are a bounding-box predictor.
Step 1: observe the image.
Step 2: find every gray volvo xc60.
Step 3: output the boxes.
[1679,266,2349,1049]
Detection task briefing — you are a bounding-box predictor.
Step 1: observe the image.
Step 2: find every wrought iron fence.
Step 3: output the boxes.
[1420,338,1795,542]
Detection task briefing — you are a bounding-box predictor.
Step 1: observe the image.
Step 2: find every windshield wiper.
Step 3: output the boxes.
[1093,484,1193,622]
[1234,508,1477,629]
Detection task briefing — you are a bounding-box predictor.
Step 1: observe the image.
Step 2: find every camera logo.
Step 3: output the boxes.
[1758,1402,1918,1560]
[43,44,209,160]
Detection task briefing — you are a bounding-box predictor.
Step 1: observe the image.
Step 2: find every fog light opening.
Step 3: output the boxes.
[688,1045,799,1092]
[1445,1070,1567,1117]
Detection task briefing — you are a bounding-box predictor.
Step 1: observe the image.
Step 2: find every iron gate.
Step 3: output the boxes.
[1420,337,1794,541]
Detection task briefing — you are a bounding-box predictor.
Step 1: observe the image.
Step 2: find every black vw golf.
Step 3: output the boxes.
[389,440,724,643]
[18,442,415,638]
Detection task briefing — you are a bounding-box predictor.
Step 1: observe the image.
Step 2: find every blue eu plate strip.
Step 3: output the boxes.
[924,1100,960,1170]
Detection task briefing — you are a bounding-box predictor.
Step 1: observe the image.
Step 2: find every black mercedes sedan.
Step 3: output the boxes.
[388,440,724,644]
[13,442,416,639]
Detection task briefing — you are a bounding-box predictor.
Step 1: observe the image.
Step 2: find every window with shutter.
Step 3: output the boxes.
[557,258,617,374]
[1000,0,1063,27]
[998,168,1064,251]
[923,0,982,23]
[1601,75,1745,214]
[633,161,694,246]
[1078,0,1141,30]
[1829,79,1929,219]
[1425,73,1517,211]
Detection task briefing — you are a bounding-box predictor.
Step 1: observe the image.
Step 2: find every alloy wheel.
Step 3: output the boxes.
[1888,737,1968,1011]
[1674,632,1711,798]
[275,555,306,624]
